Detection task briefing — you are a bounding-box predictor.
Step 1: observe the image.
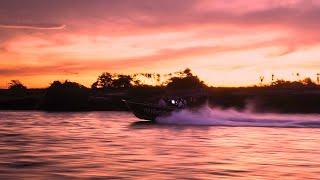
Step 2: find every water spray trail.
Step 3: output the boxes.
[156,105,320,127]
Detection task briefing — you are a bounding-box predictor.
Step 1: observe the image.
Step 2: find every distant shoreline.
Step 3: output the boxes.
[1,87,320,114]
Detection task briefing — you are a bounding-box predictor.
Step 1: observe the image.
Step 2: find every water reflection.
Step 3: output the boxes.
[0,111,320,179]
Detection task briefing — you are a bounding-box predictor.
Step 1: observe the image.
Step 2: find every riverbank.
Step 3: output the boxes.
[1,87,320,113]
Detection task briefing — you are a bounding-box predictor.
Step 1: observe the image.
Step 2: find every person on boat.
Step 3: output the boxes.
[158,97,167,107]
[161,97,186,108]
[183,99,187,106]
[178,100,184,108]
[177,98,187,108]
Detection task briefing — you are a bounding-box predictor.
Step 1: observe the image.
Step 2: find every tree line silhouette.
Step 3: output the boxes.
[2,68,320,112]
[90,68,206,90]
[3,68,207,111]
[8,69,320,92]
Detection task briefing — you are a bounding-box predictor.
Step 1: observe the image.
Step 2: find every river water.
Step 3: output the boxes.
[0,111,320,179]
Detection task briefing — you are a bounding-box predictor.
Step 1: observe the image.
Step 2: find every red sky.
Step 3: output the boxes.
[1,0,320,88]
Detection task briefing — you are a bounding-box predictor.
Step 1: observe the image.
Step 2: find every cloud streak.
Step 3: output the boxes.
[0,38,289,76]
[0,23,66,30]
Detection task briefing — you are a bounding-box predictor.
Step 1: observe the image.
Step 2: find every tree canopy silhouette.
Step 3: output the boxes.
[111,75,133,88]
[270,78,317,89]
[43,80,89,111]
[8,80,27,96]
[92,73,133,89]
[92,72,113,89]
[8,80,27,90]
[165,68,207,89]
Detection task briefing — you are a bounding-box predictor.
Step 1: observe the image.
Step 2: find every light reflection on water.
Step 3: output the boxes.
[0,111,320,179]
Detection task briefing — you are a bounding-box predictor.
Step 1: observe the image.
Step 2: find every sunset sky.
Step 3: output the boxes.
[1,0,320,88]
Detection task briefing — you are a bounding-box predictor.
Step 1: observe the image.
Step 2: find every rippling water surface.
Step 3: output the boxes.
[1,111,320,179]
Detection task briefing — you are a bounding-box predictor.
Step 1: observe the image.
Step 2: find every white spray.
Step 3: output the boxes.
[156,104,320,127]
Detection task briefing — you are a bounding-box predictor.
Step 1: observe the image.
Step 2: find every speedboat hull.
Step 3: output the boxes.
[123,100,176,121]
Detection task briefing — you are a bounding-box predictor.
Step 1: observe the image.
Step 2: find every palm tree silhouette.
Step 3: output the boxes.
[297,73,300,80]
[259,76,265,86]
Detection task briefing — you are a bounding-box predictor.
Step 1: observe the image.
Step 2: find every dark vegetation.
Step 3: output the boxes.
[1,69,320,113]
[42,81,90,111]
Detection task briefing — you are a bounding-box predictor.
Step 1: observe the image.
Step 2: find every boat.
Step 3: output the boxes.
[123,89,208,121]
[123,100,179,121]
